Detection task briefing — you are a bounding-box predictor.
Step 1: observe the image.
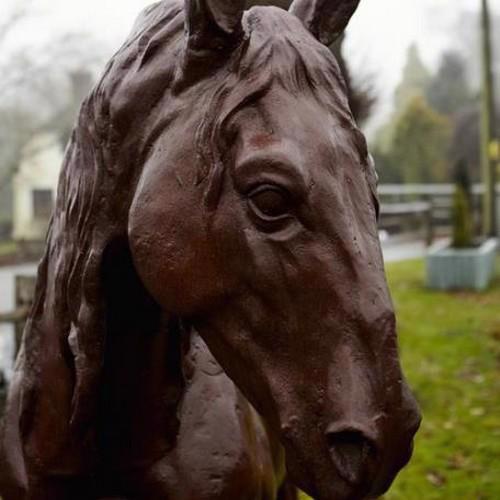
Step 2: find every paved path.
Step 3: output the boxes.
[382,239,429,263]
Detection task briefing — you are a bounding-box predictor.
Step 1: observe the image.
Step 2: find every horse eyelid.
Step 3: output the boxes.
[234,156,308,199]
[246,183,290,198]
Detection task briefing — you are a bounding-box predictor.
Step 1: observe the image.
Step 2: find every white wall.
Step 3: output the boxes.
[12,132,63,241]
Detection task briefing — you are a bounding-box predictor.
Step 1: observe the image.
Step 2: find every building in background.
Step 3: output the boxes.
[12,132,63,241]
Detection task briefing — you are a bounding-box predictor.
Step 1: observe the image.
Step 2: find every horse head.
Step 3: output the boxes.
[1,1,420,499]
[126,1,421,498]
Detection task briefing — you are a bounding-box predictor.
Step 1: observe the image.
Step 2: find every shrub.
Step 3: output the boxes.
[452,186,473,248]
[451,158,473,248]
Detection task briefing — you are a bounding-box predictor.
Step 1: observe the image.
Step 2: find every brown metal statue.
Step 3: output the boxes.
[0,1,421,499]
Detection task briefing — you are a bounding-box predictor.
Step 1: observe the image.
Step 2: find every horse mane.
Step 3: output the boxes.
[196,6,357,193]
[13,0,361,473]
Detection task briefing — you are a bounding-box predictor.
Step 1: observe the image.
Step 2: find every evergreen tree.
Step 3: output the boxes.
[394,44,430,112]
[330,34,376,126]
[390,96,451,184]
[426,51,473,117]
[449,106,481,181]
[372,148,404,184]
[373,43,432,175]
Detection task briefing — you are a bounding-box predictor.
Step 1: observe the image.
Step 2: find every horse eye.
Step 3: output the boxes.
[248,186,290,219]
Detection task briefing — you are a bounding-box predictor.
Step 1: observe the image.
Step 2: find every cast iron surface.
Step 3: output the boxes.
[0,1,421,499]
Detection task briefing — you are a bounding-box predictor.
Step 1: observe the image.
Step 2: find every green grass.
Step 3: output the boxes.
[0,241,17,257]
[300,257,500,500]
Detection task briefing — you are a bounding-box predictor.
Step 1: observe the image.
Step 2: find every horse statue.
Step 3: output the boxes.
[0,1,421,499]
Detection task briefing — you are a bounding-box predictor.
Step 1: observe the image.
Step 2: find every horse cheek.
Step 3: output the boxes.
[128,185,223,317]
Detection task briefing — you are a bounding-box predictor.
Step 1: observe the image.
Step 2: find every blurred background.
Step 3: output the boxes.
[0,1,499,499]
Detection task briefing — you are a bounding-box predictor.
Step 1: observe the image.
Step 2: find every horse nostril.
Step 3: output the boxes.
[326,429,378,486]
[408,410,422,437]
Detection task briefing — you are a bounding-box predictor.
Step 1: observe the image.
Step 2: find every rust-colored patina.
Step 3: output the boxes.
[0,1,421,499]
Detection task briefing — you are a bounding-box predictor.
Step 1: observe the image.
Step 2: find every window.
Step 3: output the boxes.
[32,189,53,219]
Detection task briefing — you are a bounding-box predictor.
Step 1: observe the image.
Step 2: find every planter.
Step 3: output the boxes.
[426,238,498,291]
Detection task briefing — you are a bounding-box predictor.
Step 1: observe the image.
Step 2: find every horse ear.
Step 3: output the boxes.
[289,0,360,46]
[184,0,245,52]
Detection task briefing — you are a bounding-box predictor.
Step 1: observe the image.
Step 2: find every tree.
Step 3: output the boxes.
[0,0,32,47]
[394,44,430,112]
[330,34,376,126]
[0,2,107,225]
[446,100,500,187]
[426,51,473,117]
[389,96,452,184]
[371,147,404,184]
[373,43,432,171]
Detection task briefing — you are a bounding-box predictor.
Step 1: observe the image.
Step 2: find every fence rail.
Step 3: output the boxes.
[377,183,500,239]
[378,183,500,197]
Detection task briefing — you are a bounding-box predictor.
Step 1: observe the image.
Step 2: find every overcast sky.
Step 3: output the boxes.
[2,0,500,132]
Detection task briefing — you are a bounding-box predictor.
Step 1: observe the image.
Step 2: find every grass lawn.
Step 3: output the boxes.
[300,257,500,500]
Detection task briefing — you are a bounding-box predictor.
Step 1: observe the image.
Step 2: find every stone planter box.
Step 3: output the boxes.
[426,238,498,291]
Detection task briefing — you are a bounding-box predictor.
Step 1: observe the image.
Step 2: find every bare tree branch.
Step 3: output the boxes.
[0,0,33,47]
